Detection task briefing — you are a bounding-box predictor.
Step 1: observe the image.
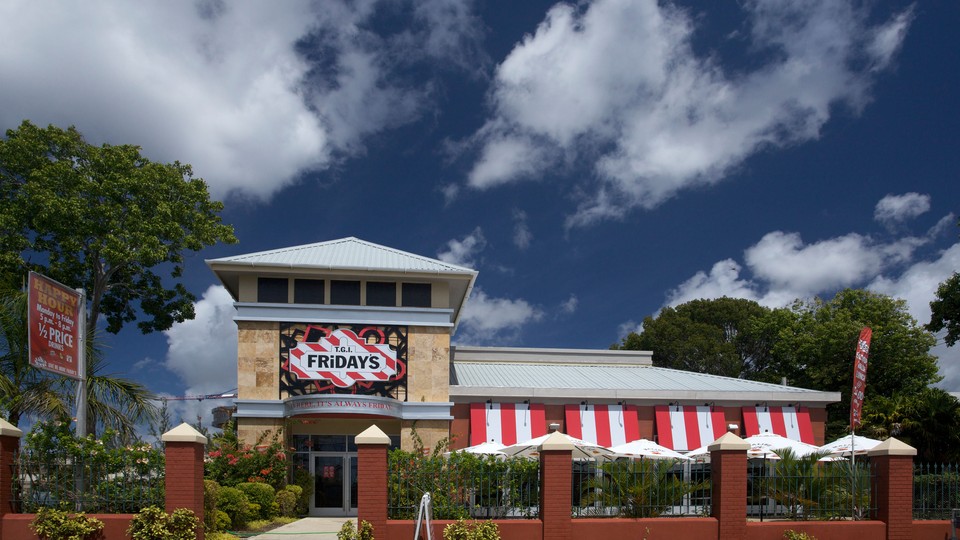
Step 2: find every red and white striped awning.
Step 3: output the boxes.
[564,404,640,447]
[741,406,815,444]
[470,402,547,446]
[654,405,726,451]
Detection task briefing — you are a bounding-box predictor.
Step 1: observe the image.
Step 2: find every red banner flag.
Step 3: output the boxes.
[27,272,83,380]
[849,327,872,429]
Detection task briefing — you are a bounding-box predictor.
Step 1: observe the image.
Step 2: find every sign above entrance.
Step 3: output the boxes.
[288,328,398,388]
[284,394,403,418]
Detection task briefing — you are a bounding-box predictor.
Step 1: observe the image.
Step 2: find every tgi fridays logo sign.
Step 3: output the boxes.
[288,328,398,388]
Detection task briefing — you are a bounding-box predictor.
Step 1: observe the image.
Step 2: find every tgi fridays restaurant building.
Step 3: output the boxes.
[207,237,840,517]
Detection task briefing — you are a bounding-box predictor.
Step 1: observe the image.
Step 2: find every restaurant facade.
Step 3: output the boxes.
[206,237,840,517]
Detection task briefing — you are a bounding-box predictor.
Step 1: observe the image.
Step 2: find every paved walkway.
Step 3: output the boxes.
[246,517,352,538]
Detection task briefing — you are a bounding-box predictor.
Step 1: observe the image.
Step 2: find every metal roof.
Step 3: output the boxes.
[450,362,840,404]
[206,237,477,276]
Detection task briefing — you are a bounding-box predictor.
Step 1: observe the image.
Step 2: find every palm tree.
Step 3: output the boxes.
[0,290,69,425]
[0,289,158,440]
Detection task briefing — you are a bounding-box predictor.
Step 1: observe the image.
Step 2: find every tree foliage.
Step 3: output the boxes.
[615,297,776,380]
[928,272,960,347]
[0,120,237,334]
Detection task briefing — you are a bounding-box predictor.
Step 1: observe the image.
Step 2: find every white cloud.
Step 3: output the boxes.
[438,227,487,267]
[513,209,533,250]
[560,294,579,315]
[462,0,911,227]
[616,320,644,339]
[455,287,543,344]
[0,0,484,201]
[162,285,238,428]
[874,192,931,226]
[666,259,762,307]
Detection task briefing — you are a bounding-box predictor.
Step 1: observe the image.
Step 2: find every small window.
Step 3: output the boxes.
[258,277,288,303]
[402,283,432,307]
[294,279,325,304]
[330,280,361,305]
[366,281,396,307]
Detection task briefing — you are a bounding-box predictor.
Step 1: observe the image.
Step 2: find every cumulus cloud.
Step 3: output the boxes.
[438,227,487,267]
[559,294,579,315]
[455,287,543,344]
[874,192,931,226]
[162,285,238,428]
[461,0,912,227]
[0,0,484,201]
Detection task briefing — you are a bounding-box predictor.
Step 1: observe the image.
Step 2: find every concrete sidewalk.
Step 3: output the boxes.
[246,517,351,538]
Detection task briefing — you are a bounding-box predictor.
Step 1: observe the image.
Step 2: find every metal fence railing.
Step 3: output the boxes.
[746,458,874,521]
[388,452,540,520]
[573,460,711,518]
[13,449,165,513]
[914,463,960,519]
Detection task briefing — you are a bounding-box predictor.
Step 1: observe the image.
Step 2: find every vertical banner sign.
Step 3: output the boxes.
[849,327,872,428]
[27,271,82,380]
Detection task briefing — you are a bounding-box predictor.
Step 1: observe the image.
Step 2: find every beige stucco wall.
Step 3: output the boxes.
[237,321,280,401]
[406,326,451,403]
[401,420,450,453]
[237,417,285,445]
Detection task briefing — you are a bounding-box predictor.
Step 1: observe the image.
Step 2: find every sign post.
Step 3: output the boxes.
[849,327,872,520]
[27,271,86,437]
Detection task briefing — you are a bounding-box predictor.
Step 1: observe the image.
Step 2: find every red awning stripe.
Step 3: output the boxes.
[564,404,640,447]
[469,402,546,446]
[654,405,726,451]
[741,406,814,444]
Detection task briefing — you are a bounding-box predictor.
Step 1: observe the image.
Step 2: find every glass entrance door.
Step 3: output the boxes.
[311,453,357,516]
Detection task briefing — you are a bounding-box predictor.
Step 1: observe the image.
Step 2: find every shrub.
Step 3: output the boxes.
[214,510,232,532]
[204,479,221,532]
[30,507,104,540]
[443,519,500,540]
[217,486,254,529]
[206,426,288,489]
[276,488,298,517]
[784,531,817,540]
[127,505,199,540]
[238,482,277,520]
[338,519,375,540]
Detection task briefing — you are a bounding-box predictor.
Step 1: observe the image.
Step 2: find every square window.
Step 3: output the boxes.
[366,281,396,307]
[402,283,432,308]
[294,279,325,304]
[258,277,288,303]
[330,280,361,305]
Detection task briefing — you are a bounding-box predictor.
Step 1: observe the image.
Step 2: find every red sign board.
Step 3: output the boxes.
[287,327,398,388]
[27,272,82,379]
[849,327,872,428]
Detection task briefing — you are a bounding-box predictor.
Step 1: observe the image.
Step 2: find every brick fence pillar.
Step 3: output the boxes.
[869,437,916,540]
[710,432,750,540]
[539,432,573,540]
[356,425,390,537]
[0,418,23,540]
[163,422,208,540]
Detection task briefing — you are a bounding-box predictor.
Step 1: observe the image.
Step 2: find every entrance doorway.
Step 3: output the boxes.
[311,453,358,516]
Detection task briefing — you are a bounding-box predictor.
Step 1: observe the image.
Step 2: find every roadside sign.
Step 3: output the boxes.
[27,271,83,379]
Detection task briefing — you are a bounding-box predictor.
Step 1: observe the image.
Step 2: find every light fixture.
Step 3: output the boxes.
[486,399,492,409]
[727,423,739,433]
[548,423,560,433]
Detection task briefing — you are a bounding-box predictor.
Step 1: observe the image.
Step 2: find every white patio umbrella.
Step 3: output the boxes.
[819,434,882,457]
[685,442,781,461]
[743,432,823,459]
[501,432,615,461]
[609,439,691,460]
[444,441,507,458]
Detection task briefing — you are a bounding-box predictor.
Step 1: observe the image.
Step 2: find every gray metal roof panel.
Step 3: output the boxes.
[451,362,825,394]
[206,237,476,275]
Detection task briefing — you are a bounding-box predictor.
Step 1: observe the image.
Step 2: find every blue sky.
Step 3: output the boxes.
[1,0,957,429]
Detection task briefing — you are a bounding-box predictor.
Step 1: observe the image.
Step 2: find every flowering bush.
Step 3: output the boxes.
[20,420,165,512]
[205,428,288,490]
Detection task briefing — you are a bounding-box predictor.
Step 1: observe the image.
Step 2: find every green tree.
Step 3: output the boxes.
[614,297,777,380]
[772,289,939,439]
[927,219,960,346]
[928,272,960,346]
[0,120,237,334]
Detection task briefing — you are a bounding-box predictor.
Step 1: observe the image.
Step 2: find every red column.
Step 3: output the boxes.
[869,438,917,540]
[356,425,391,537]
[710,432,749,540]
[163,423,208,540]
[539,433,573,540]
[0,419,24,540]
